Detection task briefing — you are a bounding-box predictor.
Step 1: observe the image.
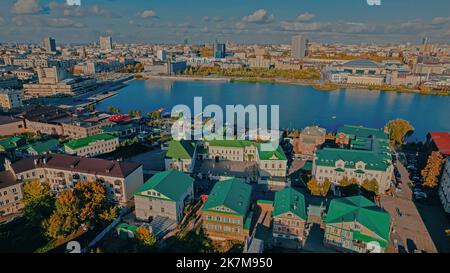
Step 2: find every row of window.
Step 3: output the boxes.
[206,214,241,225]
[205,223,240,233]
[0,188,18,197]
[0,196,19,206]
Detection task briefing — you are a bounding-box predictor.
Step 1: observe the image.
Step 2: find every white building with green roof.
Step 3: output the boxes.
[164,140,197,173]
[313,125,393,194]
[134,169,194,223]
[324,195,391,253]
[64,133,119,157]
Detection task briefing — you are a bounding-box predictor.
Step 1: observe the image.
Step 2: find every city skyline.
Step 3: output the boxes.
[0,0,450,44]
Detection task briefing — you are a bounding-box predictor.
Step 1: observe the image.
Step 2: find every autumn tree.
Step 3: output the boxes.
[22,180,55,227]
[135,226,156,251]
[308,178,331,196]
[73,181,115,225]
[44,191,80,239]
[362,179,380,195]
[422,151,445,188]
[387,119,414,145]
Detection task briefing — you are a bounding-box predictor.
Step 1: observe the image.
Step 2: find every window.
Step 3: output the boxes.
[161,208,165,213]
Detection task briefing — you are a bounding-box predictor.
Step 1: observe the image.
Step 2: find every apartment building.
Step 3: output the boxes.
[324,196,391,253]
[202,178,253,242]
[134,170,194,223]
[64,133,119,157]
[438,158,450,213]
[0,89,24,112]
[272,188,308,246]
[23,77,97,98]
[0,170,24,218]
[0,115,25,137]
[9,154,143,204]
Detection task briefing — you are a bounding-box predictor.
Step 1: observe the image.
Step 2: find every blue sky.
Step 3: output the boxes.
[1,0,450,44]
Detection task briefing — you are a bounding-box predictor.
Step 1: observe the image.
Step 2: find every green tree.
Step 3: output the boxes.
[387,119,414,145]
[422,151,445,188]
[22,180,55,227]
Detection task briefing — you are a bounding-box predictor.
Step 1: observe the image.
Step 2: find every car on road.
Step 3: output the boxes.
[414,191,428,200]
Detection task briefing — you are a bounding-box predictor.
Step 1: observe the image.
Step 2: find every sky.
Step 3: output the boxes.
[1,0,450,44]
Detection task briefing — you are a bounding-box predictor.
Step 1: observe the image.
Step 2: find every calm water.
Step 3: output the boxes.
[97,79,450,141]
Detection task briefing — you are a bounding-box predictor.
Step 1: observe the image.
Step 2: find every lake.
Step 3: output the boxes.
[96,79,450,141]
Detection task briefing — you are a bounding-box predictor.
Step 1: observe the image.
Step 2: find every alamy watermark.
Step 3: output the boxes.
[170,97,281,152]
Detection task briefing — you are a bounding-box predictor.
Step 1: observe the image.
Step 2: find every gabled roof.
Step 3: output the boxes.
[325,195,391,245]
[135,170,193,201]
[25,139,59,154]
[258,145,287,161]
[338,125,388,140]
[208,139,256,148]
[428,132,450,156]
[202,178,252,217]
[273,187,306,220]
[165,140,196,160]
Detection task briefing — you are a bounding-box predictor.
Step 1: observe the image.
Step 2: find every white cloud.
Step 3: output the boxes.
[90,5,108,16]
[202,16,209,22]
[12,15,84,28]
[141,10,157,19]
[11,0,42,14]
[296,12,315,22]
[242,9,275,24]
[0,16,4,26]
[200,26,209,33]
[431,17,450,25]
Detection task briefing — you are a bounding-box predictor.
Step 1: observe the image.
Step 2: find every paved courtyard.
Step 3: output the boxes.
[380,162,440,253]
[196,160,258,180]
[126,148,166,172]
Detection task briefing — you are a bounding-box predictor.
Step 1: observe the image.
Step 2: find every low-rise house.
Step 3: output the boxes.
[0,115,25,137]
[164,140,197,173]
[0,135,26,153]
[202,178,253,242]
[292,126,326,160]
[134,169,194,223]
[438,158,450,213]
[18,139,60,156]
[324,195,391,253]
[101,123,138,139]
[64,133,119,157]
[10,154,143,204]
[272,187,308,246]
[0,170,23,218]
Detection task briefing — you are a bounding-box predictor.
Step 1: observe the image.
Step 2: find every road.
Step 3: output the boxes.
[380,162,438,253]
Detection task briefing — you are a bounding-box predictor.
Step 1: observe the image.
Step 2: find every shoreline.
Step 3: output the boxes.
[137,74,449,96]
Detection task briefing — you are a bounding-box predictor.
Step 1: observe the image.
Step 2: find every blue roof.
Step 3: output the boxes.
[342,59,381,68]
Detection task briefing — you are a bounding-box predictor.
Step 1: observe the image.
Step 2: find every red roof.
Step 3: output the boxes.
[429,132,450,156]
[108,114,132,123]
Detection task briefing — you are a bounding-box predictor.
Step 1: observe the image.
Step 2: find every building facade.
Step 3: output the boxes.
[0,170,23,219]
[134,170,194,223]
[10,154,143,204]
[272,188,308,246]
[64,133,119,157]
[202,178,253,242]
[0,89,23,112]
[324,196,391,253]
[438,158,450,214]
[165,140,197,173]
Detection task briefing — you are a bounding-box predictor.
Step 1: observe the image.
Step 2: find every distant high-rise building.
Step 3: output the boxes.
[43,37,57,53]
[213,40,226,59]
[100,36,113,51]
[157,49,167,61]
[422,36,430,45]
[291,35,308,59]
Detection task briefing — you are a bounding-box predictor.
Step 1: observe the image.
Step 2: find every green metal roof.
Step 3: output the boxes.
[325,195,391,245]
[338,125,388,140]
[26,139,59,154]
[258,145,287,161]
[0,136,24,151]
[273,187,307,220]
[202,178,252,217]
[208,139,256,148]
[165,140,196,160]
[65,133,117,150]
[134,169,194,201]
[315,148,391,171]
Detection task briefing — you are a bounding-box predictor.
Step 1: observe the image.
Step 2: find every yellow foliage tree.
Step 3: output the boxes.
[422,151,445,188]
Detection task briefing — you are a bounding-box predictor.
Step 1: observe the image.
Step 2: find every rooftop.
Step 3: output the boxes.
[65,133,117,150]
[202,178,252,217]
[325,195,391,246]
[165,140,196,160]
[273,187,307,220]
[342,59,382,68]
[428,132,450,156]
[315,147,390,171]
[134,169,193,201]
[12,154,141,179]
